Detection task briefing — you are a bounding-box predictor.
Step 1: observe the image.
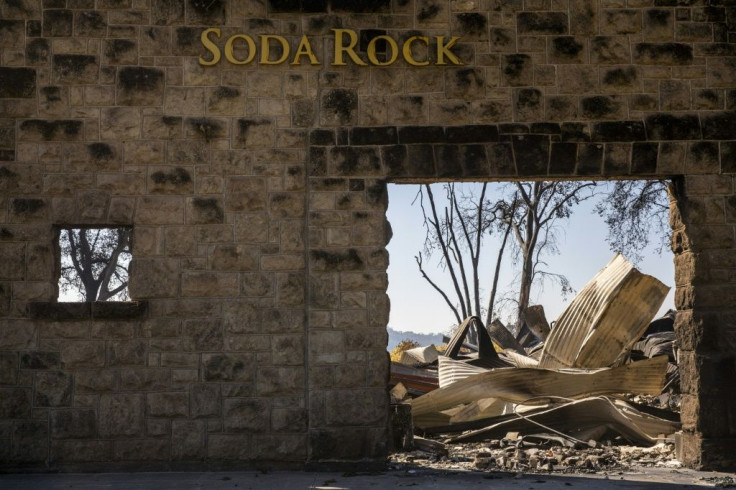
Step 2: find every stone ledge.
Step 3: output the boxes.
[28,301,149,321]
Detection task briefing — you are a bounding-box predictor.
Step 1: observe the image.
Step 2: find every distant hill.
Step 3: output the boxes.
[387,327,444,351]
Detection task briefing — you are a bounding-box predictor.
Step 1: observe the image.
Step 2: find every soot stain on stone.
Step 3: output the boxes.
[455,69,483,88]
[189,0,225,17]
[456,13,487,35]
[26,39,50,64]
[105,39,136,61]
[87,143,114,161]
[53,55,97,76]
[214,86,240,99]
[151,167,192,185]
[0,167,18,179]
[249,18,274,29]
[418,4,441,21]
[646,9,671,26]
[552,37,583,57]
[41,86,61,102]
[504,54,529,77]
[12,198,45,215]
[20,120,82,140]
[310,249,363,270]
[118,67,164,92]
[192,198,224,223]
[582,96,617,118]
[162,116,181,126]
[322,89,357,124]
[188,118,223,142]
[603,67,637,86]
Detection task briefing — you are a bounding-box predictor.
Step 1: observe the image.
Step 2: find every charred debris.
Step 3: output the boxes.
[389,254,683,473]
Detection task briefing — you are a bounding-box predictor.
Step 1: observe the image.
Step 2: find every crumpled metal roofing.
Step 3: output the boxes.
[411,356,668,428]
[538,254,670,369]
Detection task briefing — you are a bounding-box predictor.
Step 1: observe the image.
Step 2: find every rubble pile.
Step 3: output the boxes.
[389,254,683,472]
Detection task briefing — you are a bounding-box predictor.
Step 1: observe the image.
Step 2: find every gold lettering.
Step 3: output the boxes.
[436,36,463,66]
[199,28,221,66]
[260,35,290,65]
[367,35,398,66]
[292,35,320,65]
[224,34,256,65]
[402,36,430,66]
[332,28,367,66]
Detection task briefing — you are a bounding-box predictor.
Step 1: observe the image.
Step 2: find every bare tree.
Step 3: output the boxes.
[58,228,131,301]
[595,180,670,263]
[415,181,596,338]
[499,181,597,333]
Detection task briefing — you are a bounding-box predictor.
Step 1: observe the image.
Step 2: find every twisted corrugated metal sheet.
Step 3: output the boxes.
[411,356,667,424]
[538,254,669,369]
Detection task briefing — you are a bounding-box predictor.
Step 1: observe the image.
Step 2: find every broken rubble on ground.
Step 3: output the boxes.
[389,254,683,474]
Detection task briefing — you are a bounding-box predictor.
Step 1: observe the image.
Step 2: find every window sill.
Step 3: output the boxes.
[28,301,149,321]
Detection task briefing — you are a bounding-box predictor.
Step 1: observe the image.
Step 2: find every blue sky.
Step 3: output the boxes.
[386,182,675,335]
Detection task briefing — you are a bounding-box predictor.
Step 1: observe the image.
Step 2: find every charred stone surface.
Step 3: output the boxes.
[187,0,226,24]
[321,89,358,126]
[19,120,82,141]
[634,43,693,64]
[116,67,165,106]
[517,12,568,34]
[26,39,50,65]
[592,121,646,142]
[310,249,364,271]
[332,0,389,12]
[0,68,36,98]
[190,198,224,224]
[513,134,549,175]
[646,113,702,140]
[43,9,73,37]
[53,55,98,83]
[75,10,107,37]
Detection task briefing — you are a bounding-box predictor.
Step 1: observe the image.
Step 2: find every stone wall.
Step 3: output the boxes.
[0,0,735,471]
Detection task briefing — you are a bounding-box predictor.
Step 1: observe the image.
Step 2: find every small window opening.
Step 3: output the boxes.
[57,227,132,302]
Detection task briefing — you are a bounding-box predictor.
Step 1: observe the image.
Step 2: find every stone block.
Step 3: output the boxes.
[35,370,73,407]
[116,67,165,106]
[309,427,385,461]
[207,434,253,460]
[147,392,188,417]
[99,393,144,437]
[20,351,60,370]
[0,68,36,98]
[50,440,112,463]
[183,319,223,351]
[203,353,254,382]
[211,245,259,271]
[129,258,179,298]
[634,43,693,65]
[50,409,96,439]
[187,197,224,224]
[223,398,269,432]
[0,388,31,418]
[53,55,98,84]
[114,438,169,461]
[517,12,568,34]
[61,341,105,369]
[252,434,307,461]
[171,420,205,460]
[43,9,73,37]
[119,368,169,391]
[181,272,238,297]
[107,340,147,367]
[190,383,220,418]
[11,421,48,463]
[75,370,116,394]
[257,366,304,396]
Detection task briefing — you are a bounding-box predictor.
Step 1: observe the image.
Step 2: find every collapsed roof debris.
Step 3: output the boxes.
[389,254,683,474]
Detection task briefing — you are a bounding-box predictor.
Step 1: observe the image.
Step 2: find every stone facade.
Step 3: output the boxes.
[0,0,735,471]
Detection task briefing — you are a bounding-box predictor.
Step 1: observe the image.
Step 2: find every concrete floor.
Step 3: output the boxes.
[1,467,734,489]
